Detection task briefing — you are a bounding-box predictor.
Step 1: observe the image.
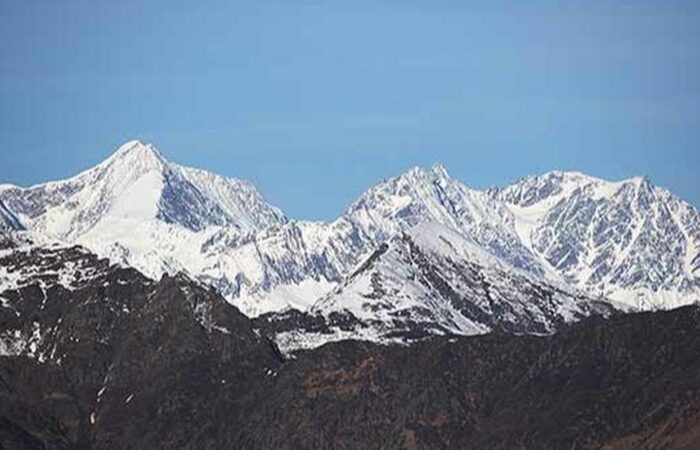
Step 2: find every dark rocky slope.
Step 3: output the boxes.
[0,236,283,449]
[239,306,700,449]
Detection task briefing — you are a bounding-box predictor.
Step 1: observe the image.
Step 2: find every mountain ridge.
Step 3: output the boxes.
[1,140,698,318]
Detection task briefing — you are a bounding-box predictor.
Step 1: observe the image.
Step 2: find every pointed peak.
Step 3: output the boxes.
[99,139,167,171]
[629,174,651,185]
[111,139,164,160]
[116,139,147,152]
[404,165,426,177]
[430,163,450,178]
[630,174,655,195]
[398,163,452,182]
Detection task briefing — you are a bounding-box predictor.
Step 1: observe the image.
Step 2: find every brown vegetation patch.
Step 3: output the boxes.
[303,356,379,400]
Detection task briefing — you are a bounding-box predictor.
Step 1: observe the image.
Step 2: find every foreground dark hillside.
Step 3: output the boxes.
[237,306,700,449]
[1,238,699,449]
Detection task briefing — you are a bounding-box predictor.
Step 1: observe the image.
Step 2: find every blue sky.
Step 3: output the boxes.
[1,1,698,219]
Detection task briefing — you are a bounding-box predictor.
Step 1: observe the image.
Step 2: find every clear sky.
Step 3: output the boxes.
[1,1,698,219]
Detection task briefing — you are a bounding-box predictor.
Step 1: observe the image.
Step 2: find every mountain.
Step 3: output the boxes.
[342,164,546,275]
[0,140,294,309]
[0,233,283,448]
[192,163,548,316]
[2,142,700,447]
[1,235,698,448]
[256,222,617,355]
[0,140,286,238]
[1,140,698,318]
[240,305,700,449]
[493,171,700,308]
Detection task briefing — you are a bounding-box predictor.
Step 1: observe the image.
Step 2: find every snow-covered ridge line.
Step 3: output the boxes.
[1,139,698,316]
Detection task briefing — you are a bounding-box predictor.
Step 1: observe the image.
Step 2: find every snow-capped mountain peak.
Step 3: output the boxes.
[494,170,657,208]
[343,163,546,277]
[494,170,700,308]
[100,139,166,170]
[0,139,286,237]
[0,140,287,283]
[430,162,450,178]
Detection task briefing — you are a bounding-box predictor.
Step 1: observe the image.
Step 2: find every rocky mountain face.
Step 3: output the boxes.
[342,164,545,276]
[256,223,617,355]
[1,236,698,448]
[240,305,700,450]
[0,200,23,232]
[493,170,700,309]
[0,234,283,448]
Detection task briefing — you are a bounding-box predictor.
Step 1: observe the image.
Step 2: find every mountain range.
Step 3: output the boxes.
[1,230,699,447]
[1,140,699,352]
[2,140,700,448]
